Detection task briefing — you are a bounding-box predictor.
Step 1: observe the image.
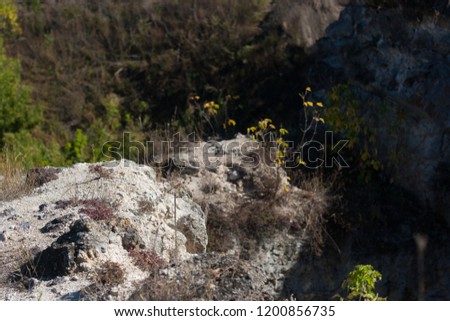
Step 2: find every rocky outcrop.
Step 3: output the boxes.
[268,0,351,49]
[0,135,332,300]
[265,0,450,300]
[0,160,208,300]
[296,1,450,225]
[168,134,331,296]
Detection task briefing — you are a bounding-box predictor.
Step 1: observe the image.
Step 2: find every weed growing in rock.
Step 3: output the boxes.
[55,198,114,221]
[186,94,238,137]
[247,118,290,168]
[342,264,386,301]
[246,87,326,169]
[89,164,112,180]
[95,261,125,287]
[128,249,167,272]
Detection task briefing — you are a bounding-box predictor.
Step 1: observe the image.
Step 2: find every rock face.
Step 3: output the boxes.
[297,1,450,225]
[266,0,449,225]
[268,0,351,49]
[264,0,450,300]
[0,160,208,300]
[168,134,330,296]
[0,135,331,300]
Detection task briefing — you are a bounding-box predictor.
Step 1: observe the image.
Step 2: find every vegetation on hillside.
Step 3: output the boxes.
[2,0,296,167]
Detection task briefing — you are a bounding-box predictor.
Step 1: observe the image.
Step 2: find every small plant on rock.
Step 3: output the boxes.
[55,198,114,221]
[128,249,167,272]
[186,94,237,137]
[95,261,125,287]
[89,164,112,180]
[342,264,386,301]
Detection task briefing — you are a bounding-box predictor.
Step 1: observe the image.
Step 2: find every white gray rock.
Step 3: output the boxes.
[0,159,207,300]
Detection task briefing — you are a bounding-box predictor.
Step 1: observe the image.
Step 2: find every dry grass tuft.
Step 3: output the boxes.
[206,168,339,256]
[94,261,125,287]
[130,254,267,301]
[89,164,112,180]
[0,149,33,201]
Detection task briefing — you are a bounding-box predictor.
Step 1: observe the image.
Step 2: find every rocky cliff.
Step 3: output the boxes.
[269,0,450,300]
[274,0,450,225]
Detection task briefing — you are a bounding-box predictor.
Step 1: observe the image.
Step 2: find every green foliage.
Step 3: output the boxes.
[342,264,386,301]
[26,0,42,13]
[326,84,382,182]
[2,130,64,167]
[100,93,121,132]
[0,39,43,145]
[0,0,21,35]
[8,0,280,132]
[64,129,88,164]
[0,0,301,169]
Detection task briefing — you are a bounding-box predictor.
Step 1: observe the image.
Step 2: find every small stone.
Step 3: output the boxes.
[25,277,40,290]
[7,212,18,221]
[20,222,32,230]
[0,231,7,242]
[1,208,15,218]
[70,276,79,281]
[50,288,60,294]
[227,170,241,182]
[39,204,48,212]
[78,262,92,272]
[40,215,73,233]
[75,250,90,264]
[47,280,57,287]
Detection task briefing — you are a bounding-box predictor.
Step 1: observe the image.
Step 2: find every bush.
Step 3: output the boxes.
[342,264,386,301]
[326,84,384,182]
[95,261,125,287]
[0,39,43,146]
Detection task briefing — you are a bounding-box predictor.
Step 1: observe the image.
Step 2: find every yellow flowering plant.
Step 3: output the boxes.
[246,87,326,170]
[296,87,326,166]
[187,93,237,137]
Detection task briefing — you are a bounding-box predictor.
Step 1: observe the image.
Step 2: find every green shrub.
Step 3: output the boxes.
[63,129,89,164]
[2,130,64,167]
[0,39,43,145]
[342,264,386,301]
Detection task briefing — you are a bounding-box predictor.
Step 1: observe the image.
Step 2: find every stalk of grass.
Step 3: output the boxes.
[0,147,33,201]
